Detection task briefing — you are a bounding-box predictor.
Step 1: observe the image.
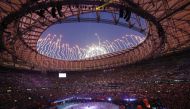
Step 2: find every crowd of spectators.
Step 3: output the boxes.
[0,51,190,109]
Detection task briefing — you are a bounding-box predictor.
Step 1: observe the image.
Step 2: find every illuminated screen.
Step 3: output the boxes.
[59,73,66,78]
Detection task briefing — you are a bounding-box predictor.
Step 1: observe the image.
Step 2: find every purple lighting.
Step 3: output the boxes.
[58,102,119,109]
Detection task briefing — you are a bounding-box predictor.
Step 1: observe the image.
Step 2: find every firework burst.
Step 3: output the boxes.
[37,34,146,60]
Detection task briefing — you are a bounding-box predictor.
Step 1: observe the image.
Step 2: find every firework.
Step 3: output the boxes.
[37,34,146,60]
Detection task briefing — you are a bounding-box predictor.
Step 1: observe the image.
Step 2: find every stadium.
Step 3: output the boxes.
[0,0,190,109]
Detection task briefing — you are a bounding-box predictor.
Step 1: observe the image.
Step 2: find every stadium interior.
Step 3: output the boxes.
[0,0,190,109]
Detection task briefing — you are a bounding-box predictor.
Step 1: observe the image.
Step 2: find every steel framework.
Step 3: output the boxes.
[0,0,189,71]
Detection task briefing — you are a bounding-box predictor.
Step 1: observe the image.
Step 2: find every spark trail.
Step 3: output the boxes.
[37,34,145,60]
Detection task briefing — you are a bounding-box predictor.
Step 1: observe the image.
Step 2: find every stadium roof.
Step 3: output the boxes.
[0,0,189,71]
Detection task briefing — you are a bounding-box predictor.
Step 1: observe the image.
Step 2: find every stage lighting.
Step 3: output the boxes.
[57,4,63,17]
[119,8,124,18]
[107,97,112,101]
[51,7,56,18]
[124,7,131,21]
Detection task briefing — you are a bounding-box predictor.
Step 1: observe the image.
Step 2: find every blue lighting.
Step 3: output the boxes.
[107,97,112,101]
[124,98,136,102]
